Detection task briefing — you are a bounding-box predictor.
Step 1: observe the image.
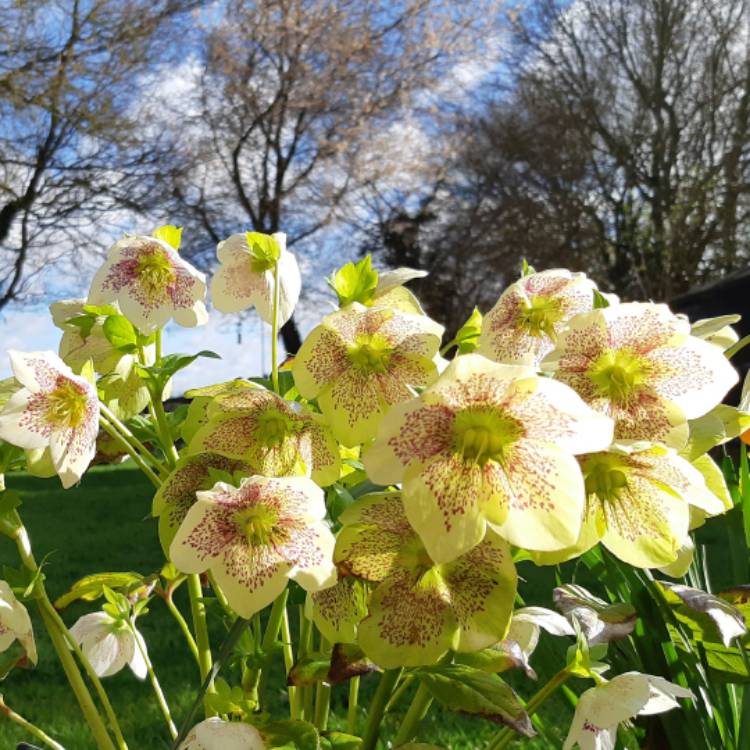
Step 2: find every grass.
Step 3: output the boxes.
[0,464,572,750]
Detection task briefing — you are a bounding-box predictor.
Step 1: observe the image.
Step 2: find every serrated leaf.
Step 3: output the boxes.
[414,664,534,736]
[54,572,144,610]
[328,256,379,307]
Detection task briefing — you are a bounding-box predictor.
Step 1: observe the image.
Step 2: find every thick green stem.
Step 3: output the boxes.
[347,676,360,735]
[393,683,434,746]
[0,695,67,750]
[187,573,215,712]
[271,260,281,393]
[280,603,300,719]
[385,674,413,713]
[257,590,290,710]
[130,621,177,739]
[361,669,402,750]
[164,593,200,667]
[99,416,162,488]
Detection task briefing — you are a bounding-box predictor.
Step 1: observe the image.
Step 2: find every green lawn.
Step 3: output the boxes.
[0,464,571,749]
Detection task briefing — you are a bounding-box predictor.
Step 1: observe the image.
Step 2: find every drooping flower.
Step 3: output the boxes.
[180,379,257,444]
[152,452,251,555]
[369,267,428,315]
[170,476,336,618]
[553,585,636,645]
[477,269,602,367]
[543,303,738,447]
[88,234,207,332]
[0,580,37,665]
[307,576,370,645]
[334,492,517,668]
[210,231,300,325]
[292,303,444,446]
[532,442,724,569]
[564,672,693,750]
[0,351,99,488]
[186,387,340,486]
[364,353,613,563]
[70,611,147,679]
[506,607,575,661]
[178,718,266,750]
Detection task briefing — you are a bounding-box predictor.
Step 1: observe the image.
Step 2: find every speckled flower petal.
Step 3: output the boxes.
[309,577,370,644]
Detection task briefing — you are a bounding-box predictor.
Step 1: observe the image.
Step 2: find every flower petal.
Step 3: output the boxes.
[309,577,369,645]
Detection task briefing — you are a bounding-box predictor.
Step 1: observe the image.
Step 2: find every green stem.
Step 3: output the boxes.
[361,668,402,750]
[98,402,167,477]
[385,674,413,713]
[726,334,750,359]
[187,573,215,712]
[271,259,281,393]
[393,682,434,746]
[150,330,179,468]
[257,590,290,710]
[488,668,571,750]
[280,603,299,719]
[206,571,232,615]
[14,528,118,750]
[347,675,360,735]
[0,695,67,750]
[314,682,332,731]
[99,416,162,489]
[164,592,200,667]
[130,620,177,739]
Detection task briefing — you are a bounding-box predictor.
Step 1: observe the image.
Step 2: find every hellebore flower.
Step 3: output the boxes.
[170,476,336,618]
[186,387,340,486]
[334,492,517,668]
[543,303,738,447]
[70,611,147,679]
[210,231,300,325]
[0,351,99,488]
[564,672,693,750]
[364,353,613,563]
[0,580,37,665]
[292,303,444,446]
[477,269,601,367]
[533,442,724,569]
[178,718,266,750]
[88,234,207,332]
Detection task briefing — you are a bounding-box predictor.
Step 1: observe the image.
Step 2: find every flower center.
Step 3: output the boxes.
[135,247,176,299]
[235,505,279,546]
[398,535,435,575]
[517,294,564,338]
[587,348,648,403]
[255,410,298,447]
[453,409,523,465]
[46,379,88,429]
[348,335,393,374]
[582,454,629,502]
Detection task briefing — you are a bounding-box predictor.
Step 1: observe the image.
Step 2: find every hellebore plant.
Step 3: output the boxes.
[0,240,749,750]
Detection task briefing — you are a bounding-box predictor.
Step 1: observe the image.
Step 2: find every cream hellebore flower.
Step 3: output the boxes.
[334,493,517,668]
[292,303,444,446]
[543,302,738,447]
[364,354,613,563]
[533,442,723,569]
[88,234,207,333]
[477,269,601,366]
[0,580,37,665]
[0,351,99,488]
[506,607,575,661]
[211,231,300,325]
[170,476,336,618]
[564,672,693,750]
[178,718,266,750]
[186,387,340,486]
[70,612,147,679]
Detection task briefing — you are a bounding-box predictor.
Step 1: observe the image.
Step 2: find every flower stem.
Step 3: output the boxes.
[99,415,162,489]
[347,675,360,735]
[271,259,281,394]
[98,402,167,477]
[150,330,179,468]
[130,620,177,739]
[257,590,290,710]
[392,682,434,746]
[14,528,119,750]
[280,603,300,719]
[163,592,200,667]
[361,668,402,750]
[186,573,215,713]
[0,695,67,750]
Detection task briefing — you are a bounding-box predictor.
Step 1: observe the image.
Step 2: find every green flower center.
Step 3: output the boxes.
[235,505,279,546]
[582,454,629,501]
[348,335,393,374]
[453,409,523,465]
[587,348,648,403]
[135,248,176,298]
[46,379,88,428]
[517,294,564,338]
[255,410,298,447]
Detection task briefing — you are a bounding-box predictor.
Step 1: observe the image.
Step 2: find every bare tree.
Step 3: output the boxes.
[0,0,201,309]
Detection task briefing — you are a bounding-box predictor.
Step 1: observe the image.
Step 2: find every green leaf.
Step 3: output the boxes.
[153,224,183,250]
[102,315,138,353]
[453,641,532,677]
[246,232,282,271]
[54,571,144,610]
[414,664,534,736]
[288,653,331,687]
[0,489,22,537]
[204,677,256,718]
[320,732,361,750]
[327,256,379,307]
[450,307,483,354]
[263,719,320,750]
[137,351,221,398]
[592,289,610,309]
[520,259,535,277]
